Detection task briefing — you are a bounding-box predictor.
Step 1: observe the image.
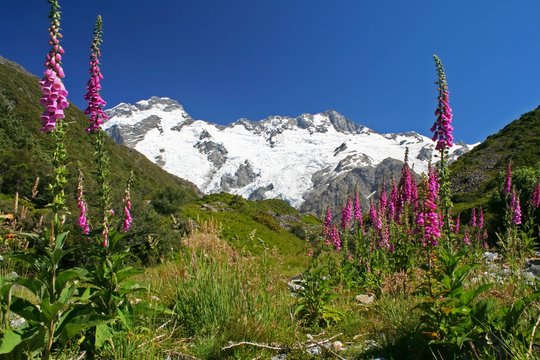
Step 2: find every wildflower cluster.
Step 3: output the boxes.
[417,167,441,246]
[431,55,453,151]
[77,168,90,234]
[532,183,540,208]
[123,171,134,232]
[84,15,107,132]
[39,0,68,132]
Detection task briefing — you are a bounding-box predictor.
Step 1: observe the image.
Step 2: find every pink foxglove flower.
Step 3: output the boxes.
[322,207,333,245]
[122,171,134,232]
[399,162,412,205]
[102,220,109,247]
[353,192,363,228]
[511,189,522,225]
[39,0,68,132]
[388,179,398,220]
[478,207,484,230]
[77,170,90,234]
[503,162,512,196]
[369,200,382,231]
[330,224,341,250]
[123,205,132,233]
[379,182,387,212]
[380,224,390,249]
[463,230,471,245]
[454,213,461,234]
[411,175,419,208]
[471,208,477,228]
[102,208,115,247]
[531,183,540,208]
[123,201,132,233]
[341,197,353,229]
[419,167,441,246]
[85,16,108,132]
[431,55,454,151]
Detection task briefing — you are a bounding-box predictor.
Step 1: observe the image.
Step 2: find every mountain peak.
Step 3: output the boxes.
[321,110,372,134]
[105,96,190,120]
[134,96,183,111]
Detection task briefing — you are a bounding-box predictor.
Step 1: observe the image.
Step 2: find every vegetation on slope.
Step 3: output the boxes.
[0,56,200,263]
[451,105,540,211]
[180,192,320,274]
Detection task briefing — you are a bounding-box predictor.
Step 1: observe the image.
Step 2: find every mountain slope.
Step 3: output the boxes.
[104,97,472,215]
[0,56,200,262]
[451,105,540,209]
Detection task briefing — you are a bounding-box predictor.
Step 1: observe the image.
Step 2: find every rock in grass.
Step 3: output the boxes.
[355,293,376,305]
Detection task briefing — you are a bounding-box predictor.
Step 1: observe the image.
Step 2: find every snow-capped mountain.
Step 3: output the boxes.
[104,96,473,215]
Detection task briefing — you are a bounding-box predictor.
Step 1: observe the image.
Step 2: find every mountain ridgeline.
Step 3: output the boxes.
[103,96,473,216]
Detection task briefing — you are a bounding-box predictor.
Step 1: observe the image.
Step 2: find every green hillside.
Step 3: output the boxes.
[181,192,320,274]
[451,105,540,212]
[0,56,201,262]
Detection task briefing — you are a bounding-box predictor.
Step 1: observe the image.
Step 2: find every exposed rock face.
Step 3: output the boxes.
[301,157,406,216]
[104,96,473,213]
[416,147,433,161]
[107,115,163,147]
[249,184,274,201]
[324,110,369,134]
[195,140,228,169]
[220,160,259,191]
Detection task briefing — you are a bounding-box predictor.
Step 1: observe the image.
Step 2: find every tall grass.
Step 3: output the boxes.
[168,220,297,357]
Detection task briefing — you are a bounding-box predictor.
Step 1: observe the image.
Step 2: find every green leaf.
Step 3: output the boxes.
[56,268,88,293]
[10,298,42,323]
[116,307,131,330]
[0,328,23,354]
[116,267,143,283]
[14,277,45,299]
[95,323,114,348]
[57,314,113,347]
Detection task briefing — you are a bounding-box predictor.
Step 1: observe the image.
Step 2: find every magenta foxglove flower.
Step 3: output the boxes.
[380,224,390,249]
[431,55,454,151]
[369,200,382,231]
[39,0,68,132]
[85,16,108,132]
[511,189,522,225]
[411,175,419,208]
[388,179,398,220]
[102,222,109,247]
[123,205,132,233]
[471,208,477,227]
[419,167,441,246]
[102,208,115,247]
[454,213,461,234]
[330,224,341,250]
[399,162,412,205]
[478,207,484,230]
[341,197,353,229]
[531,183,540,208]
[323,206,333,245]
[463,230,471,245]
[503,162,512,196]
[122,173,133,232]
[379,182,387,212]
[77,171,90,234]
[353,192,363,227]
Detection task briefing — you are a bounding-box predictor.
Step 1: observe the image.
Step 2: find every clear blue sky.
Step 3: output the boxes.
[2,1,540,143]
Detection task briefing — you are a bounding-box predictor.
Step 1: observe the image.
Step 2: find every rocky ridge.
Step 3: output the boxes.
[104,97,473,215]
